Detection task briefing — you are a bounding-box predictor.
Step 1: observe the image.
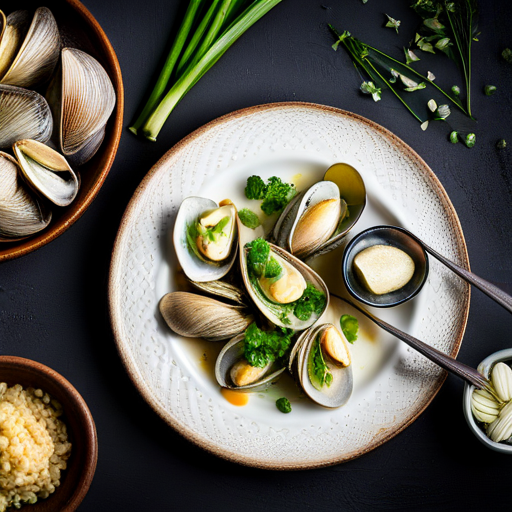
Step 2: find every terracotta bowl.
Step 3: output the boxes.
[0,356,98,511]
[0,0,124,262]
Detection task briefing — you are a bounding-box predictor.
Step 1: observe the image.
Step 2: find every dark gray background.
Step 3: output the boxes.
[2,0,512,510]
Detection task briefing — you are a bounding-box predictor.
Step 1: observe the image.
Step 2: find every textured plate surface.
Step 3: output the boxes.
[109,102,470,469]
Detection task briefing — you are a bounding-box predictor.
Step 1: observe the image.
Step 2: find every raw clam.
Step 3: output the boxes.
[0,8,60,88]
[273,163,366,260]
[46,47,116,166]
[0,84,53,148]
[13,139,79,207]
[215,334,286,391]
[173,197,238,283]
[239,219,328,330]
[289,323,353,408]
[159,292,252,341]
[0,151,51,240]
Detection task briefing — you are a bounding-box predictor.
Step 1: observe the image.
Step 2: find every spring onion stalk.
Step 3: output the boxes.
[129,0,205,135]
[141,0,282,141]
[176,0,222,76]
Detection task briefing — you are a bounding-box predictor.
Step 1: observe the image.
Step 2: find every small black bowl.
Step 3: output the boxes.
[342,225,429,307]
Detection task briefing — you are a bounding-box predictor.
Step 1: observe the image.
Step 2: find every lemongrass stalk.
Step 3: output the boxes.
[129,0,204,135]
[141,0,283,142]
[176,0,221,77]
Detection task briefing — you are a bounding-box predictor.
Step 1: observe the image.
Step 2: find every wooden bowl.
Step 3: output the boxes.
[0,356,98,511]
[0,0,124,262]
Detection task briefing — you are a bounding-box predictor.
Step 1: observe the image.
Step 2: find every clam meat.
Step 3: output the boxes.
[174,197,238,283]
[0,151,51,240]
[0,84,53,149]
[159,292,252,341]
[273,163,366,260]
[13,139,79,207]
[0,8,60,88]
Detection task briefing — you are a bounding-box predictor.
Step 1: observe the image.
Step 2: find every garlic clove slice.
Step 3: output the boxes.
[491,362,512,402]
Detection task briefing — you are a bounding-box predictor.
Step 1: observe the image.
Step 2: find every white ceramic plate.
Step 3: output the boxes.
[109,102,470,469]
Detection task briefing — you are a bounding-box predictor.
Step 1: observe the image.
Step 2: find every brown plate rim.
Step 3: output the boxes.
[108,101,471,470]
[0,355,98,510]
[0,0,124,262]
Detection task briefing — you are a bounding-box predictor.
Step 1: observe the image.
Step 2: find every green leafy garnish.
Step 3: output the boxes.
[484,85,496,96]
[309,337,333,390]
[245,176,267,200]
[293,284,327,321]
[385,14,401,34]
[186,222,204,261]
[245,175,297,215]
[404,47,420,64]
[360,81,382,102]
[276,397,292,413]
[340,315,359,344]
[451,85,461,96]
[245,238,270,277]
[264,257,282,279]
[243,323,293,368]
[497,139,507,149]
[238,208,260,229]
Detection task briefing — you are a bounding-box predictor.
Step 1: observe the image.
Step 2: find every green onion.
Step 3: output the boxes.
[484,85,496,96]
[140,0,282,141]
[129,0,205,135]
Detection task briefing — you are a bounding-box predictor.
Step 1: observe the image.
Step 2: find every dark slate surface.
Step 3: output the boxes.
[2,0,512,510]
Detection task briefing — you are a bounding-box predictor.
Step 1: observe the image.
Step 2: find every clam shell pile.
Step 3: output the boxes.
[160,164,367,409]
[0,7,116,242]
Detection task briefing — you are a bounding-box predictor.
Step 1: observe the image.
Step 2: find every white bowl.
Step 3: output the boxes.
[463,348,512,454]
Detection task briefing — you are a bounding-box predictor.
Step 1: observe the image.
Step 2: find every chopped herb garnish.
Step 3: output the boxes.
[404,82,426,92]
[245,238,270,277]
[404,47,420,64]
[238,208,260,229]
[451,85,461,96]
[465,133,476,148]
[484,85,497,96]
[245,176,267,200]
[360,81,382,102]
[385,14,401,34]
[450,131,459,144]
[293,284,327,321]
[340,315,359,344]
[497,139,507,149]
[276,397,292,413]
[264,257,282,279]
[309,337,333,390]
[502,48,512,63]
[243,323,293,368]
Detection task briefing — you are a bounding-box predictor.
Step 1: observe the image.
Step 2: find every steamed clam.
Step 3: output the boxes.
[273,163,366,260]
[46,47,116,166]
[0,151,51,240]
[159,292,252,341]
[215,334,286,391]
[173,197,238,283]
[0,84,52,148]
[0,8,60,88]
[13,139,79,207]
[289,323,353,408]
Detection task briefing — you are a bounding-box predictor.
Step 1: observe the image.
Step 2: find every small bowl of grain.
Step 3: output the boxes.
[0,356,97,512]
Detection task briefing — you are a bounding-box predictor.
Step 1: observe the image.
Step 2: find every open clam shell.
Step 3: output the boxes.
[0,151,51,241]
[13,139,80,207]
[215,334,286,392]
[0,85,53,149]
[238,218,329,330]
[173,197,238,283]
[0,7,60,88]
[273,164,366,260]
[189,280,247,306]
[46,47,116,166]
[159,292,252,342]
[295,323,353,408]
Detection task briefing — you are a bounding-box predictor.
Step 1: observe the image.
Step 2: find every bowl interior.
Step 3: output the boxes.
[463,348,512,454]
[342,225,429,307]
[0,0,123,261]
[0,356,97,511]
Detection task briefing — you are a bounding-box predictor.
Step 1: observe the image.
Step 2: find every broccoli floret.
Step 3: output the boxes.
[245,176,267,199]
[245,238,270,277]
[261,176,297,215]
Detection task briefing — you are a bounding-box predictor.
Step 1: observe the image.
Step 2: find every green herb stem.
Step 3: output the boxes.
[141,0,282,141]
[129,0,204,135]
